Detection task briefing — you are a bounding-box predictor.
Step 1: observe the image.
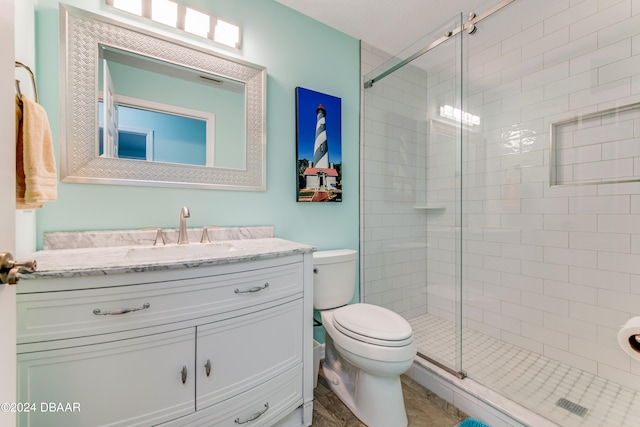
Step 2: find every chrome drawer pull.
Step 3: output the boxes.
[235,403,269,424]
[204,359,212,377]
[234,283,269,295]
[93,302,150,316]
[181,366,188,384]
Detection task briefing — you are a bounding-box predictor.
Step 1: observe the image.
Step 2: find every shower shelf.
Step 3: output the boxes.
[413,205,446,211]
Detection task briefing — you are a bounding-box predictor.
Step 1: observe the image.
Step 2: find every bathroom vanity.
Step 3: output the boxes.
[15,229,314,427]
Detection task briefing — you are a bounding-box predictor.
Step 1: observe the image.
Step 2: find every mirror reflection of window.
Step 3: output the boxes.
[98,45,247,169]
[98,102,208,166]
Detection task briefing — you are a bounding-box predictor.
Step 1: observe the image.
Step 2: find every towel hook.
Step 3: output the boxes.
[14,61,39,103]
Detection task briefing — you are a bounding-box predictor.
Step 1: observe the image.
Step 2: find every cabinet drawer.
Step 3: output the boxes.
[196,300,303,410]
[162,366,303,427]
[17,263,302,343]
[17,328,195,427]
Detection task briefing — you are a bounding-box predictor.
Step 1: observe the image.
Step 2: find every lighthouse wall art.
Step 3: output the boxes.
[295,87,342,202]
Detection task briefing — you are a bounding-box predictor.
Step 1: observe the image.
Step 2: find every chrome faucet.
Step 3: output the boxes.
[177,206,190,245]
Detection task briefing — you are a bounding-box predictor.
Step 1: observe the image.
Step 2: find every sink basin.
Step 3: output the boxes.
[125,242,237,263]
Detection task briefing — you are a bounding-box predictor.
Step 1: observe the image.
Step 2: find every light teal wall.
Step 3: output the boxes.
[34,0,359,344]
[32,0,360,263]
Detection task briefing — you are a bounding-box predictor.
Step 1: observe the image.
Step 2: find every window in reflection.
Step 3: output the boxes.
[98,102,209,166]
[98,44,248,169]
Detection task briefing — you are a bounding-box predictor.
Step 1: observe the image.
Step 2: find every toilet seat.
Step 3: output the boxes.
[332,303,414,347]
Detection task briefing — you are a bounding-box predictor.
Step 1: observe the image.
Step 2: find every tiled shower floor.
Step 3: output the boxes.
[409,314,640,427]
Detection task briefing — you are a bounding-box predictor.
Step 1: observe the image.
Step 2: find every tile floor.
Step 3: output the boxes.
[312,369,467,426]
[409,313,640,427]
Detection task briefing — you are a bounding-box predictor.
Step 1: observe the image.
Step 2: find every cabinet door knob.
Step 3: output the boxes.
[234,403,269,424]
[204,359,212,377]
[181,366,188,384]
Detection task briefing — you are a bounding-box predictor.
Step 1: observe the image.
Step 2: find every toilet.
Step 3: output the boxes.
[313,249,417,427]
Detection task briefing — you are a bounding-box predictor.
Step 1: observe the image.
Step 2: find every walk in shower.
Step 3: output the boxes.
[361,0,640,425]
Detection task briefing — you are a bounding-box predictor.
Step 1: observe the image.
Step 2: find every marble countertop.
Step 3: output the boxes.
[42,226,276,250]
[22,237,315,280]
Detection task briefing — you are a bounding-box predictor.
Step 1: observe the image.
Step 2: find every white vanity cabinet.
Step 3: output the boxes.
[16,251,314,427]
[18,328,197,426]
[195,301,303,410]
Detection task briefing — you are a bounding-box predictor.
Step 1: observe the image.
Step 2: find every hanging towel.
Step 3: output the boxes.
[15,94,57,209]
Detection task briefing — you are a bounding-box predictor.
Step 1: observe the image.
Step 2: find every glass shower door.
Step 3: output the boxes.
[361,13,464,376]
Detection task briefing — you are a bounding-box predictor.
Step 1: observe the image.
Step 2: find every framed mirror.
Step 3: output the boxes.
[59,4,266,190]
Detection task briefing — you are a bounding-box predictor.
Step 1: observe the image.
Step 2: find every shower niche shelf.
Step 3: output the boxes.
[550,102,640,186]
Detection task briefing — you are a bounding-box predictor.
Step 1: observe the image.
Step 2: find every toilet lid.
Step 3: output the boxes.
[332,303,414,347]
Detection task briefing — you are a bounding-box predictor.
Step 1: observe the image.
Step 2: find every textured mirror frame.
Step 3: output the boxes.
[59,4,266,190]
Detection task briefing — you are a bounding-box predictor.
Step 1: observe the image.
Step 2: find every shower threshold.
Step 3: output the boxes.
[417,351,466,380]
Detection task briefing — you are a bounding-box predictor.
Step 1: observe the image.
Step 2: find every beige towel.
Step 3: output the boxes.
[16,94,57,209]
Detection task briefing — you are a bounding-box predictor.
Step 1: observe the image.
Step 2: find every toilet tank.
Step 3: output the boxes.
[313,249,357,310]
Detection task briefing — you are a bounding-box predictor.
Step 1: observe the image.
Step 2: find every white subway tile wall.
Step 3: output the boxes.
[361,0,640,425]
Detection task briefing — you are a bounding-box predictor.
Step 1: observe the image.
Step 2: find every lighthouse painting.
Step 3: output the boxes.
[296,87,342,202]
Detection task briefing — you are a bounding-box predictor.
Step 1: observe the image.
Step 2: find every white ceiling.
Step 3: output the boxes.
[274,0,486,56]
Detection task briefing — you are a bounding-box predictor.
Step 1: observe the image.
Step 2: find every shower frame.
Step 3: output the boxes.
[363,0,514,89]
[362,0,516,381]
